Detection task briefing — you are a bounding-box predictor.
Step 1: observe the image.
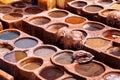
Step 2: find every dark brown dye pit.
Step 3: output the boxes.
[103,72,120,80]
[0,6,12,14]
[103,30,120,39]
[71,1,87,7]
[14,38,38,48]
[85,5,103,12]
[85,38,110,48]
[0,43,13,53]
[34,46,57,58]
[3,13,23,21]
[4,51,27,63]
[98,0,112,5]
[75,62,105,77]
[106,47,120,56]
[30,17,50,25]
[83,22,105,31]
[0,31,20,40]
[14,9,23,13]
[25,7,43,14]
[11,2,27,8]
[47,23,68,33]
[65,16,86,24]
[54,52,74,65]
[40,66,64,80]
[21,58,43,70]
[48,11,68,18]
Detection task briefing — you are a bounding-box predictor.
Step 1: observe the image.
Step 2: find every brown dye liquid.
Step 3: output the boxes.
[40,67,64,80]
[4,51,27,63]
[54,52,74,65]
[104,34,120,39]
[0,6,12,14]
[22,62,41,70]
[47,24,68,33]
[48,11,68,18]
[85,38,110,48]
[75,62,105,77]
[65,16,86,24]
[110,4,120,10]
[106,47,120,56]
[103,72,120,80]
[25,7,43,14]
[34,47,56,58]
[3,13,23,20]
[72,1,87,7]
[85,5,103,12]
[14,9,23,13]
[30,17,50,25]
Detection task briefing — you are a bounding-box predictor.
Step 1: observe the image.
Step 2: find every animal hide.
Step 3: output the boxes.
[56,27,84,49]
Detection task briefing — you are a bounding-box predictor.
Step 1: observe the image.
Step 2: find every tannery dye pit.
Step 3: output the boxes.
[75,61,105,77]
[2,13,23,21]
[85,38,110,48]
[0,6,12,14]
[4,51,27,63]
[0,31,20,40]
[71,1,87,8]
[48,10,68,18]
[65,16,86,24]
[83,22,105,31]
[84,5,103,13]
[30,17,50,25]
[19,57,43,70]
[40,66,64,80]
[14,38,38,48]
[34,45,57,58]
[54,51,74,65]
